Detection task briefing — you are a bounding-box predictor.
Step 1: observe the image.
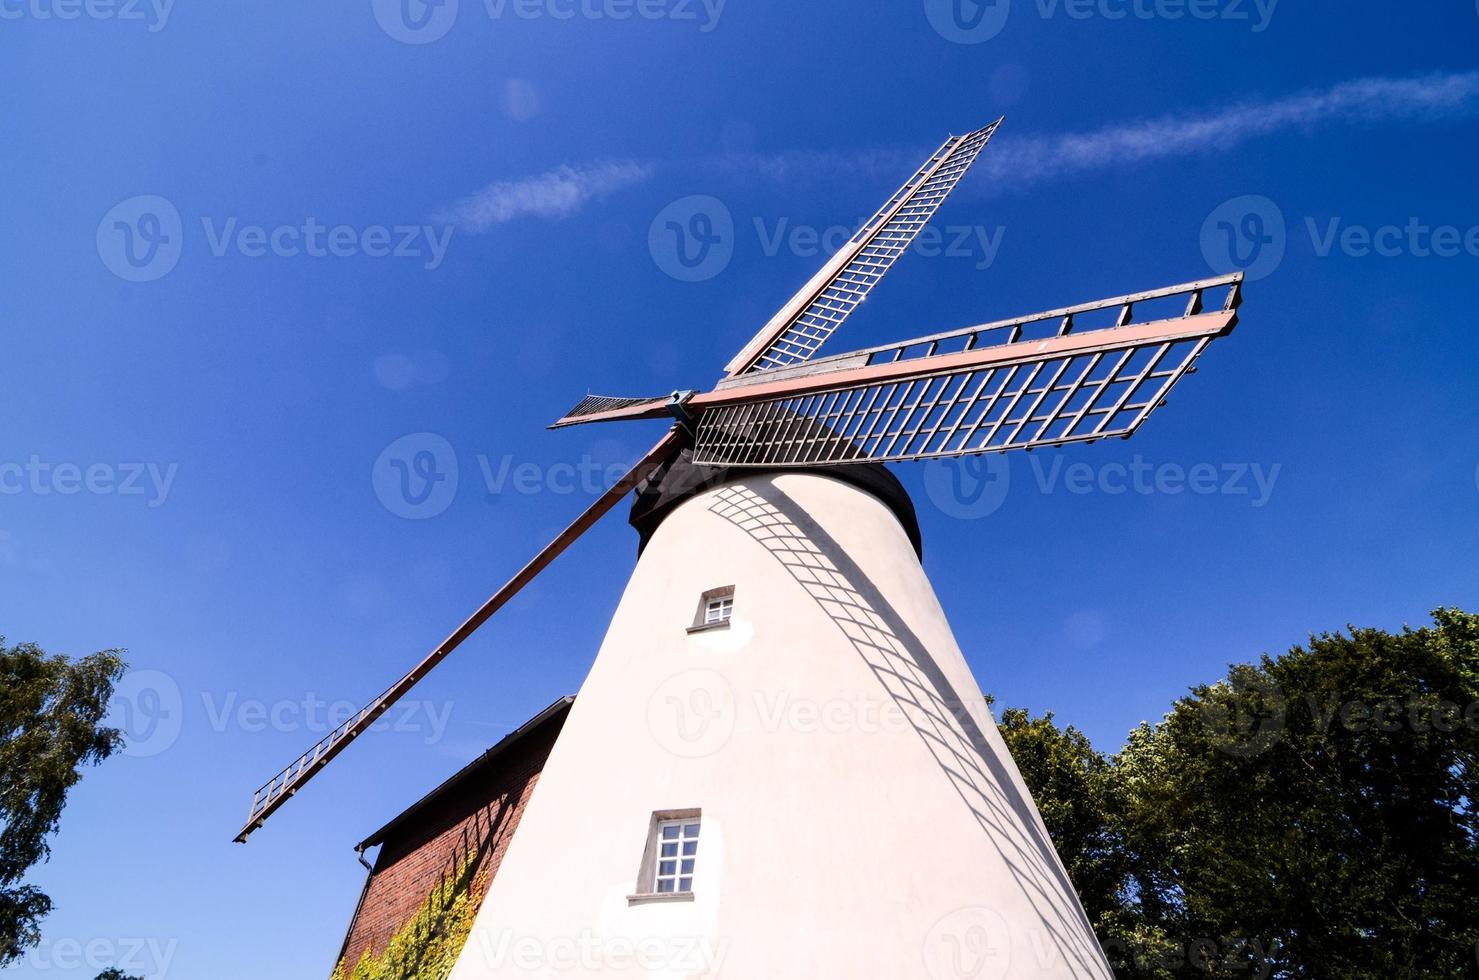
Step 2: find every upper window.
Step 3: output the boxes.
[703,595,733,625]
[652,817,701,894]
[687,586,735,633]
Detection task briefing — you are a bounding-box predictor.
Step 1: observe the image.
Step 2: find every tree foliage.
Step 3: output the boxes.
[0,638,126,966]
[1000,608,1479,979]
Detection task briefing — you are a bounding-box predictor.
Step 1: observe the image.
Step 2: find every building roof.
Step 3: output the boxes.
[627,448,923,558]
[354,695,574,852]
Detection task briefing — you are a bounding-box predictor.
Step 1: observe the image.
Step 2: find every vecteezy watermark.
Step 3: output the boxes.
[23,937,179,977]
[923,0,1012,43]
[1101,933,1283,977]
[373,433,460,519]
[1304,216,1479,259]
[923,456,1012,520]
[924,0,1276,44]
[108,669,454,757]
[648,194,1005,283]
[97,195,183,282]
[924,454,1282,518]
[648,195,735,282]
[1203,679,1479,757]
[478,454,636,498]
[1201,673,1287,758]
[0,457,179,507]
[754,217,1004,270]
[1201,194,1287,282]
[373,0,460,43]
[1203,195,1479,280]
[374,0,726,43]
[923,907,1012,980]
[372,435,644,519]
[200,692,453,744]
[646,668,738,758]
[469,930,730,973]
[0,0,174,31]
[110,669,185,758]
[646,668,992,759]
[97,195,455,282]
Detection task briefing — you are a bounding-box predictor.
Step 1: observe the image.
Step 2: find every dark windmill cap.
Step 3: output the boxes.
[627,446,923,559]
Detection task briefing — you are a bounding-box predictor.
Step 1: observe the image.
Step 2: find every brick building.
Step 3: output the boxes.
[334,696,572,971]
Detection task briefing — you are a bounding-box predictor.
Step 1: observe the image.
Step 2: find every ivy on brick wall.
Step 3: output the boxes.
[330,853,487,980]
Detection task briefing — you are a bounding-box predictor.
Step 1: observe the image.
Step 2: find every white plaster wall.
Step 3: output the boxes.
[450,472,1112,979]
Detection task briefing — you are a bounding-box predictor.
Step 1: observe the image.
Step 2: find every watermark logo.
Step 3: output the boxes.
[97,198,454,280]
[1305,216,1479,259]
[473,930,730,973]
[373,0,459,43]
[201,692,453,743]
[923,456,1012,519]
[922,454,1281,518]
[646,668,736,757]
[756,217,1004,270]
[649,195,734,282]
[110,669,184,758]
[97,195,183,282]
[373,433,459,519]
[0,457,179,507]
[1034,0,1277,30]
[1201,673,1286,758]
[1201,194,1285,282]
[377,0,724,43]
[923,907,1012,980]
[0,0,175,31]
[23,937,178,977]
[923,0,1011,43]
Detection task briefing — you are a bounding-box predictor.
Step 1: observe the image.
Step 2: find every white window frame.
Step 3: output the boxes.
[703,595,733,625]
[629,808,701,904]
[687,586,735,634]
[651,818,700,894]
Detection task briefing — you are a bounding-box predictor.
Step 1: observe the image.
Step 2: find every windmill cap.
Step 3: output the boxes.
[628,448,922,559]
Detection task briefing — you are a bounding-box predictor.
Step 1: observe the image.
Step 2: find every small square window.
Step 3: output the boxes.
[630,808,702,904]
[653,819,701,893]
[704,596,733,624]
[687,586,735,634]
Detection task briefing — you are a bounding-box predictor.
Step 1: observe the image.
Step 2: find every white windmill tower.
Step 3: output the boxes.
[236,118,1244,979]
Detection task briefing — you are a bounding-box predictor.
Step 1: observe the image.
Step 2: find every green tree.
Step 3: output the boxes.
[995,705,1125,929]
[95,969,144,980]
[1003,608,1479,979]
[0,638,127,966]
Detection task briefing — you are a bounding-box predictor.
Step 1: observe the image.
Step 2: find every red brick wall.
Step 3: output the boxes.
[336,721,560,971]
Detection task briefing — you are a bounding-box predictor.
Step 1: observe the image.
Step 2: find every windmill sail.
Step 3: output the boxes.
[692,275,1241,467]
[722,119,1003,378]
[233,430,685,842]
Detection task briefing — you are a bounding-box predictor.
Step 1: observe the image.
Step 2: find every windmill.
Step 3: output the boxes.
[238,118,1243,977]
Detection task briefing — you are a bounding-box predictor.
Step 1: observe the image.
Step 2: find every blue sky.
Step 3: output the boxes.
[3,1,1478,976]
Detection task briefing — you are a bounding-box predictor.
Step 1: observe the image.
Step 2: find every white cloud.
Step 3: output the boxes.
[975,69,1479,190]
[717,70,1479,193]
[437,161,652,232]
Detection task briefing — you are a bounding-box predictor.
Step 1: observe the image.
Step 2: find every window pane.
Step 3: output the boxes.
[684,823,700,837]
[680,859,695,874]
[657,879,674,893]
[682,840,697,856]
[662,825,679,840]
[678,876,692,891]
[660,860,676,876]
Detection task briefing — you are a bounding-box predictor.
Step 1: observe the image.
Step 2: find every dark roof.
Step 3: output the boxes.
[355,695,574,852]
[628,448,923,558]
